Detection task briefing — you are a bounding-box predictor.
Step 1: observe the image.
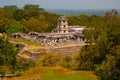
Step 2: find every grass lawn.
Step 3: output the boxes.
[10,38,46,49]
[42,67,97,80]
[10,38,41,46]
[8,66,98,80]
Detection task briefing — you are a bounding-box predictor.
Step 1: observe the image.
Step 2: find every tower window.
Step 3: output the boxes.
[63,20,65,23]
[64,25,66,28]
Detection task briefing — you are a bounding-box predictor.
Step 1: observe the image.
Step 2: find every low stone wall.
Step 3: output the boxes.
[48,44,83,55]
[19,50,46,60]
[10,41,27,50]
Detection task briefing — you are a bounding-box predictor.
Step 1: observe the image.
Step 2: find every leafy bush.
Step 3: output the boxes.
[14,58,35,74]
[0,36,17,74]
[6,20,23,35]
[0,36,35,74]
[37,53,61,66]
[60,56,72,68]
[71,52,80,69]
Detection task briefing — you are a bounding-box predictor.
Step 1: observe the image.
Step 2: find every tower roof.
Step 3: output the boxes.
[58,16,68,21]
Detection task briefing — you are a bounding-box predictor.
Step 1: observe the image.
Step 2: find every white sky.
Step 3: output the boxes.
[0,0,120,9]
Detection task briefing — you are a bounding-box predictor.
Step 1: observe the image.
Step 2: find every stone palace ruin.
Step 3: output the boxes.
[10,16,85,47]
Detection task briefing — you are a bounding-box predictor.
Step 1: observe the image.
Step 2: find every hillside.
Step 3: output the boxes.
[7,38,98,80]
[10,38,47,60]
[10,38,86,60]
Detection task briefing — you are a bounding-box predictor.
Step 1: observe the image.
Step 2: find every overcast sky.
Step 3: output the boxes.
[0,0,120,9]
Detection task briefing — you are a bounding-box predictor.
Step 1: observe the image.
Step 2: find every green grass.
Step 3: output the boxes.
[11,38,42,46]
[8,66,97,80]
[41,67,97,80]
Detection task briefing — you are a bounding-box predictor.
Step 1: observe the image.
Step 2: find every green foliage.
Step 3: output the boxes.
[46,24,56,32]
[72,52,80,69]
[0,36,35,74]
[14,58,35,74]
[77,9,120,80]
[98,45,120,80]
[23,4,44,11]
[77,45,94,70]
[3,5,18,19]
[0,17,9,33]
[60,56,72,68]
[0,36,18,74]
[23,4,44,18]
[4,5,18,11]
[0,4,59,33]
[21,17,48,33]
[14,9,25,21]
[100,55,118,80]
[6,20,23,35]
[37,53,61,66]
[45,13,59,32]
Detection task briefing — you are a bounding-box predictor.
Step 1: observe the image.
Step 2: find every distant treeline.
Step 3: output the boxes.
[47,9,120,16]
[0,4,59,34]
[0,4,120,35]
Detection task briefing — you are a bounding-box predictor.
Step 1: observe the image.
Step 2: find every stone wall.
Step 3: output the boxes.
[48,43,85,56]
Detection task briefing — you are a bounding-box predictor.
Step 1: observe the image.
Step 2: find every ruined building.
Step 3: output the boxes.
[10,16,85,47]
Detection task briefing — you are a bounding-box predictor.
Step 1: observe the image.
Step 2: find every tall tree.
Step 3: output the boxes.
[21,17,48,33]
[14,9,25,21]
[3,5,18,19]
[23,4,44,18]
[0,36,18,74]
[77,10,120,80]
